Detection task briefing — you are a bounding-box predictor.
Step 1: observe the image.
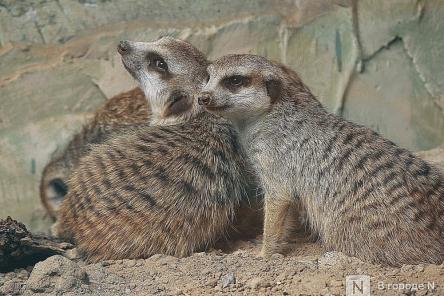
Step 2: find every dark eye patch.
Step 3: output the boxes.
[221,75,251,92]
[154,58,167,71]
[48,178,68,198]
[146,52,169,74]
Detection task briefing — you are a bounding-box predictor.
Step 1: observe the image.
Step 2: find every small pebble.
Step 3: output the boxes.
[271,253,284,260]
[221,272,236,288]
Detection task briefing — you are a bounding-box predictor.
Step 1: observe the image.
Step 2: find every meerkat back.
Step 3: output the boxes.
[40,87,150,219]
[57,113,251,261]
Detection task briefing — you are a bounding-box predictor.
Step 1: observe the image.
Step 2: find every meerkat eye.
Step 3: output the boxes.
[154,58,168,72]
[223,75,249,90]
[228,75,243,86]
[147,52,168,73]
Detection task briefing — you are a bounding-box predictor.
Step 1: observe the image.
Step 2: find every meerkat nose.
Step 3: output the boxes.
[117,40,131,55]
[198,92,212,106]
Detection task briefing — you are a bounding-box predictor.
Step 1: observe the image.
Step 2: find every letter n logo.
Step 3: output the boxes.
[346,275,370,296]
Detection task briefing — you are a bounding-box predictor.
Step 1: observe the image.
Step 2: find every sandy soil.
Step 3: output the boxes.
[1,233,444,296]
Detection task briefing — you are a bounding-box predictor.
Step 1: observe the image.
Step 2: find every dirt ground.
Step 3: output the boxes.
[1,147,444,296]
[1,235,444,296]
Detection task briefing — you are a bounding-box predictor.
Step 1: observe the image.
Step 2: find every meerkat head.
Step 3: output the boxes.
[40,159,70,219]
[118,36,209,125]
[198,54,303,127]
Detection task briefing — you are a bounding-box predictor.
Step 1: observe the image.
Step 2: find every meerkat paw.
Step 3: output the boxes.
[260,243,285,258]
[260,249,285,258]
[260,250,273,258]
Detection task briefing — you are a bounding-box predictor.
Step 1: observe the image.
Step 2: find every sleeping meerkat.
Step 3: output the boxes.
[198,54,444,266]
[56,38,256,262]
[40,87,150,219]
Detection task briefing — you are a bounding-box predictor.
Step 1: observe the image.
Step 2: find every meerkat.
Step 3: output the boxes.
[40,87,150,219]
[56,37,256,262]
[198,54,444,266]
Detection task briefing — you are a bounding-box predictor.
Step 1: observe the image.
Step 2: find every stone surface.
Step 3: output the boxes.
[400,0,444,109]
[220,272,236,288]
[343,41,444,150]
[416,145,444,172]
[0,278,23,295]
[285,5,356,112]
[25,255,88,293]
[0,0,443,231]
[356,0,419,59]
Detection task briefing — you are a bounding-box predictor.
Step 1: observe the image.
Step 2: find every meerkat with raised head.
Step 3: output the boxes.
[40,87,150,219]
[198,54,444,266]
[56,37,256,262]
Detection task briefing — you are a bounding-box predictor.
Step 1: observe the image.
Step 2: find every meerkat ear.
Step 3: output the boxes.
[265,78,282,103]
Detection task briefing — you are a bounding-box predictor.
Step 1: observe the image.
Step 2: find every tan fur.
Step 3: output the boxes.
[263,198,292,254]
[56,114,253,262]
[40,88,150,219]
[201,54,444,266]
[56,38,258,261]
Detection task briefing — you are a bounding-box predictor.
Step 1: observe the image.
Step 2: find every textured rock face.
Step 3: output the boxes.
[26,255,88,293]
[0,0,443,230]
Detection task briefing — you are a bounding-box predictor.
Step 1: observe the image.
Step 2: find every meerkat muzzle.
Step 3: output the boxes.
[198,93,231,112]
[117,40,132,55]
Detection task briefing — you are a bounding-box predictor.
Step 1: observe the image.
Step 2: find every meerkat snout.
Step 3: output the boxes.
[117,40,132,55]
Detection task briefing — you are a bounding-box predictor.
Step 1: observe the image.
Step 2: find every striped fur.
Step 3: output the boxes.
[56,38,258,261]
[57,114,252,261]
[202,54,444,266]
[40,88,150,219]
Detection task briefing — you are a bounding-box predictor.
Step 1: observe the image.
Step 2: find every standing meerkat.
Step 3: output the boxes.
[56,37,255,262]
[40,87,150,219]
[198,54,444,266]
